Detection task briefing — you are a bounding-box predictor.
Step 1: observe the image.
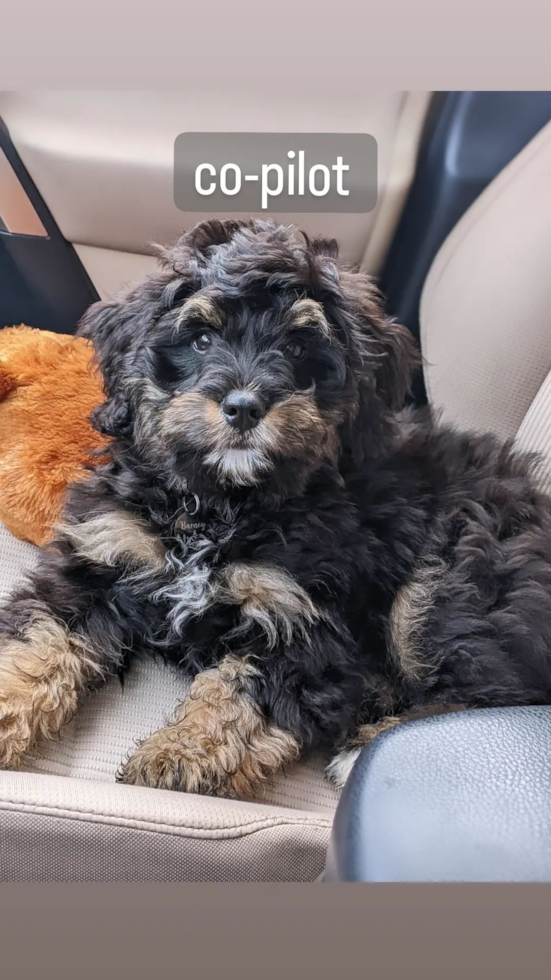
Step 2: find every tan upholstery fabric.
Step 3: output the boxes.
[421,121,551,442]
[0,521,338,880]
[0,522,37,597]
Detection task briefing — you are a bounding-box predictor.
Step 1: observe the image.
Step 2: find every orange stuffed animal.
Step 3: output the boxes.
[0,325,108,546]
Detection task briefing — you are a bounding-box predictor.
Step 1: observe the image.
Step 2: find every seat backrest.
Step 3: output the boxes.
[420,121,551,491]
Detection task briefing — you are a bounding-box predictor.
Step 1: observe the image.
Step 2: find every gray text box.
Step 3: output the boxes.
[174,133,377,214]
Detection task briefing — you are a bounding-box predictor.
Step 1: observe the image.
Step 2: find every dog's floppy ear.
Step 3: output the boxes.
[335,270,420,461]
[77,261,192,438]
[78,297,134,437]
[359,305,419,413]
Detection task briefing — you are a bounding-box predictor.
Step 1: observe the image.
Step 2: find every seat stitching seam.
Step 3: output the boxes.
[0,797,332,837]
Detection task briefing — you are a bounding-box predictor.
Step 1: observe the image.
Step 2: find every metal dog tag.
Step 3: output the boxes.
[172,492,204,535]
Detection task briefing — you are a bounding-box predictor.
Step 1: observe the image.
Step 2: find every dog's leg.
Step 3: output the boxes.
[325,716,405,788]
[118,603,370,797]
[0,608,111,769]
[326,704,468,789]
[0,501,171,769]
[118,655,301,797]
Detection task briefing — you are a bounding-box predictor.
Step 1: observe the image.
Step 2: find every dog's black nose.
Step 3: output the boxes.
[220,390,266,432]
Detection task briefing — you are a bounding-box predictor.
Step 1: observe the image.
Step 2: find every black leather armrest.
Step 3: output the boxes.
[324,706,551,881]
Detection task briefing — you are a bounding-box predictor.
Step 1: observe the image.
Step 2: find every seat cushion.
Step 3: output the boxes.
[0,522,339,880]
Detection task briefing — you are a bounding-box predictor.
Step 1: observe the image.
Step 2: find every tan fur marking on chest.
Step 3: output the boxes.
[59,510,166,570]
[220,561,321,646]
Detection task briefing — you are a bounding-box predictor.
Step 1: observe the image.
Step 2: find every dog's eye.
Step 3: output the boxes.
[283,339,306,361]
[192,332,212,353]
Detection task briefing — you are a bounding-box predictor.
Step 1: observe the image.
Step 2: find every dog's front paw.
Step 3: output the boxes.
[117,727,238,797]
[0,694,35,769]
[325,746,361,789]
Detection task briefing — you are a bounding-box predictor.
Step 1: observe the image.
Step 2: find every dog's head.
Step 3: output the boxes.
[79,219,418,496]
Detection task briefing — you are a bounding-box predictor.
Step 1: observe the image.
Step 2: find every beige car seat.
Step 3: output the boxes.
[1,120,551,880]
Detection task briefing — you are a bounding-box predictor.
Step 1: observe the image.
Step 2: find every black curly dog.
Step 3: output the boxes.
[1,218,551,796]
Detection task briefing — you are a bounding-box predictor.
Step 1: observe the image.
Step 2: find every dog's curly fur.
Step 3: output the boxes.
[1,218,551,796]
